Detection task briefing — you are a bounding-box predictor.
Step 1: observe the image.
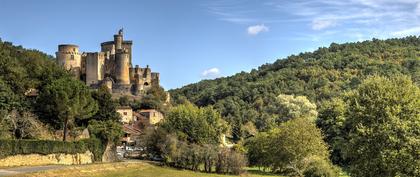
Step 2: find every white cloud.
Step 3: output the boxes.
[392,26,420,37]
[247,24,269,35]
[415,3,420,16]
[206,0,420,41]
[202,68,221,78]
[312,19,336,30]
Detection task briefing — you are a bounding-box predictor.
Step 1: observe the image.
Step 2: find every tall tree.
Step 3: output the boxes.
[344,76,420,177]
[91,85,120,122]
[161,102,228,145]
[37,77,98,141]
[316,98,347,165]
[247,118,338,177]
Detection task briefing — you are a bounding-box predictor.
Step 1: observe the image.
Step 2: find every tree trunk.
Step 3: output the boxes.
[63,118,68,141]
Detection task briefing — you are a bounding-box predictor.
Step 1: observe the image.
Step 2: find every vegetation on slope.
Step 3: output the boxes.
[169,37,420,176]
[0,39,122,162]
[170,37,420,139]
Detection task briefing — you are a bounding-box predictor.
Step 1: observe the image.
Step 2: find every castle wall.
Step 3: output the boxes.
[101,43,115,55]
[85,52,105,86]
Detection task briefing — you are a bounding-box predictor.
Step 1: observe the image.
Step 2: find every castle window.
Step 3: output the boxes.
[70,55,74,60]
[123,112,127,115]
[144,82,149,86]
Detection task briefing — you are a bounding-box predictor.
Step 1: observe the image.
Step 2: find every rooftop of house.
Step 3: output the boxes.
[116,106,132,110]
[139,109,161,113]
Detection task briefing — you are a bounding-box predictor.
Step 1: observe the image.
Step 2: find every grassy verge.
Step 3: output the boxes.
[18,161,280,177]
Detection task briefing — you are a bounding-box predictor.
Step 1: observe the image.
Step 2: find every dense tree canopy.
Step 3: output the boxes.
[343,76,420,177]
[170,37,420,140]
[37,77,98,141]
[160,102,228,145]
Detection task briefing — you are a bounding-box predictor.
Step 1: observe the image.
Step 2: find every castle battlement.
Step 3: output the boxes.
[56,29,160,96]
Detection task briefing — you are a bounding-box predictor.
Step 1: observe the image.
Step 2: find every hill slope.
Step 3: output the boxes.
[170,37,420,139]
[0,39,69,111]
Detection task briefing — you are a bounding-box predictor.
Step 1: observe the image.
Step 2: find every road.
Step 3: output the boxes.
[0,165,66,177]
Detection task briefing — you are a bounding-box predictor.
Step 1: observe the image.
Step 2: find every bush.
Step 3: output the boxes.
[0,138,104,162]
[303,156,340,177]
[246,118,336,176]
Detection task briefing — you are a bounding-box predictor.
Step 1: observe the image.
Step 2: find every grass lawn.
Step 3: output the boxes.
[18,161,280,177]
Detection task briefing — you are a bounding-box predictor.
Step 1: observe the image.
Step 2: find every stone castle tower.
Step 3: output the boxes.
[56,29,160,96]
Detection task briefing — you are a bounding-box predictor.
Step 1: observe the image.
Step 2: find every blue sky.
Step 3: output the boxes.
[1,0,419,89]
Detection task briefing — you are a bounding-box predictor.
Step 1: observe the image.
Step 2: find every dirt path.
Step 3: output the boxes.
[0,165,66,177]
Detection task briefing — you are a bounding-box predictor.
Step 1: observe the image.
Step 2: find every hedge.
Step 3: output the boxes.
[0,138,105,162]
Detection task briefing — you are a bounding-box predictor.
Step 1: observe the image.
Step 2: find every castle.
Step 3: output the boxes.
[56,29,160,96]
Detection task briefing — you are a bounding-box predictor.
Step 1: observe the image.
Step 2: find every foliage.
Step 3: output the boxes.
[161,102,228,145]
[159,133,246,175]
[139,127,247,175]
[147,85,168,103]
[316,98,348,165]
[271,94,318,123]
[88,120,124,144]
[170,37,420,141]
[0,41,70,112]
[247,118,339,177]
[118,96,131,107]
[37,77,98,141]
[215,147,247,175]
[131,85,168,112]
[0,138,104,162]
[91,85,121,122]
[343,76,420,177]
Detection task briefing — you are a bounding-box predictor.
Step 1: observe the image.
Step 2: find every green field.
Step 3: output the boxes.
[21,161,280,177]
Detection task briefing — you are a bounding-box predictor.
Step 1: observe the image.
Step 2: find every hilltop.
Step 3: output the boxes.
[170,37,420,139]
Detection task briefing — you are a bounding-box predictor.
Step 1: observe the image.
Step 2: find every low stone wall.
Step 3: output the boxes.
[0,151,93,167]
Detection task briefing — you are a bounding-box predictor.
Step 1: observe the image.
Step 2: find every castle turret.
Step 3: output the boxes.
[56,44,82,78]
[85,52,105,86]
[114,29,123,50]
[115,49,130,85]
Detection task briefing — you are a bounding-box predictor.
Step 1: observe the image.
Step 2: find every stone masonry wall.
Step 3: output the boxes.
[0,151,93,167]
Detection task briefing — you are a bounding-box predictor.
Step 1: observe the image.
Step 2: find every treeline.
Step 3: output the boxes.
[170,37,420,140]
[0,39,123,161]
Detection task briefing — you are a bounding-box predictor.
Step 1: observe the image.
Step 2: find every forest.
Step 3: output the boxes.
[169,37,420,176]
[170,37,419,139]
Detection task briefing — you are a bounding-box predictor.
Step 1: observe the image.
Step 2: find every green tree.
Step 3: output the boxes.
[147,85,167,103]
[88,119,123,143]
[0,79,20,111]
[268,118,336,176]
[271,94,318,123]
[343,76,420,177]
[161,102,227,145]
[91,85,120,122]
[316,98,347,165]
[37,77,98,141]
[247,118,339,177]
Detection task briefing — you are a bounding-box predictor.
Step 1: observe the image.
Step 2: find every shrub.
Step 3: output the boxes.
[216,147,247,175]
[303,156,340,177]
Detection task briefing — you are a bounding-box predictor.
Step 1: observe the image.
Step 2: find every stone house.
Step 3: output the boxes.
[116,106,134,123]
